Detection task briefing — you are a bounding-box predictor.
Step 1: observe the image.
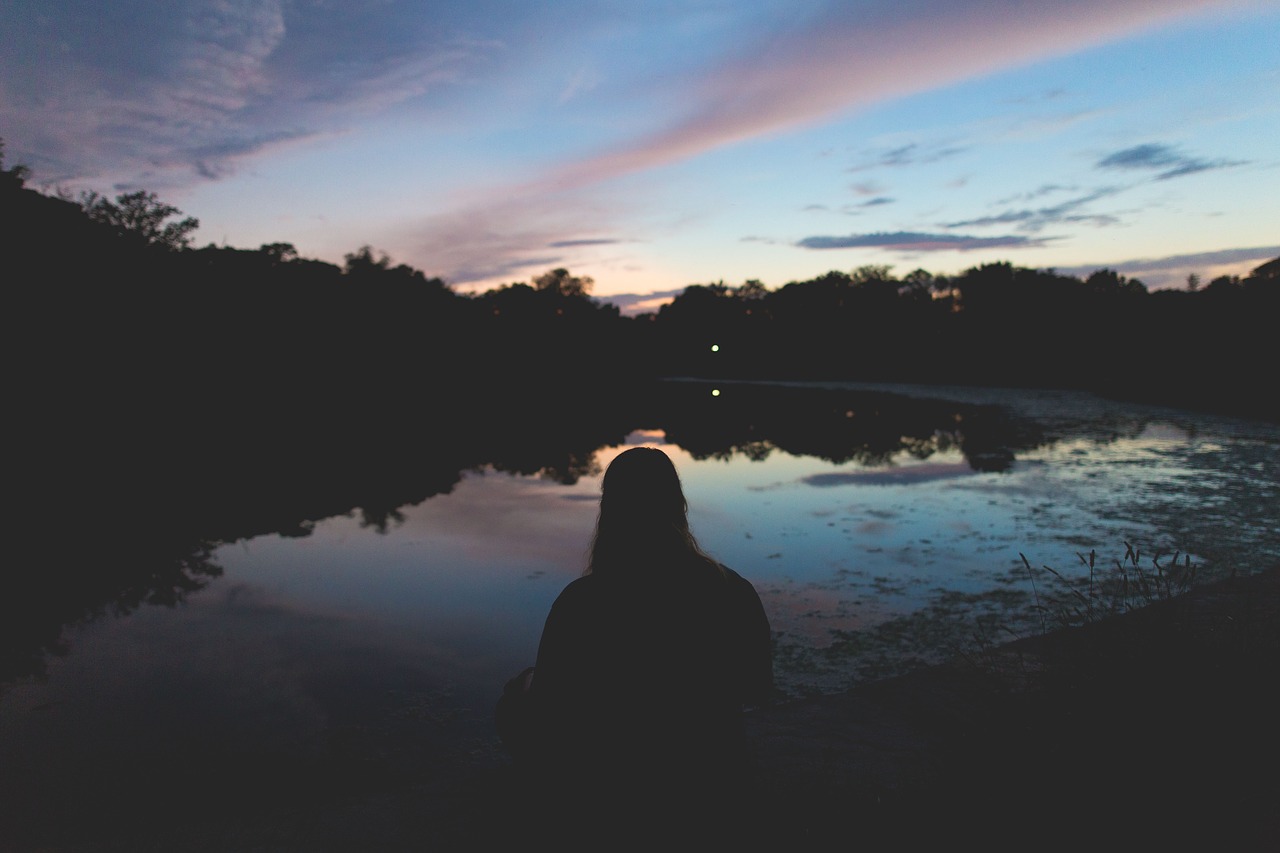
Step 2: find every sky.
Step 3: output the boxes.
[3,0,1278,314]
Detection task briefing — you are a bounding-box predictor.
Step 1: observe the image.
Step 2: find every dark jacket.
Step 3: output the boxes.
[523,559,772,809]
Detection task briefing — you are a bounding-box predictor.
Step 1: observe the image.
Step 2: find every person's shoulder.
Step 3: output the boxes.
[717,564,753,589]
[552,573,598,606]
[705,562,753,593]
[716,563,766,605]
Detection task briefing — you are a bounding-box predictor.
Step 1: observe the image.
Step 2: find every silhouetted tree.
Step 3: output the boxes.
[0,138,30,192]
[847,265,900,308]
[80,190,199,249]
[343,244,395,276]
[1248,256,1280,282]
[1085,268,1147,296]
[899,268,935,304]
[259,242,299,264]
[534,267,594,297]
[736,279,769,301]
[1202,274,1242,293]
[953,262,1018,314]
[850,264,894,285]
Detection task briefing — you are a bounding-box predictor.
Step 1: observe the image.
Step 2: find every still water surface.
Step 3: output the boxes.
[2,380,1277,836]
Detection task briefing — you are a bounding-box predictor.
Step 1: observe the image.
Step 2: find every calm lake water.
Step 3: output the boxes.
[3,379,1277,842]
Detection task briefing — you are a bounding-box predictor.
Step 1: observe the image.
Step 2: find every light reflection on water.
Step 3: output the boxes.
[198,408,1277,703]
[2,384,1277,823]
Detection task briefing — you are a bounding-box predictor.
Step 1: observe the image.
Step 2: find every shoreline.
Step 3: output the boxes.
[5,565,1276,850]
[744,562,1280,846]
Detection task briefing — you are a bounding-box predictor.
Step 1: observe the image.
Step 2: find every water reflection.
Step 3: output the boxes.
[1,540,223,689]
[3,380,1042,689]
[5,378,1277,698]
[650,380,1040,471]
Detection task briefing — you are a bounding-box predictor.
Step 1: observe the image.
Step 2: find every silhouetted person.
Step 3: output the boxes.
[497,445,772,841]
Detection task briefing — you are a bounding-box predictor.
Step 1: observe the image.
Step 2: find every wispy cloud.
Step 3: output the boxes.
[945,186,1123,232]
[1056,245,1280,290]
[796,231,1048,251]
[1096,143,1247,181]
[1062,246,1280,276]
[547,238,622,248]
[846,142,967,172]
[1110,246,1280,273]
[404,189,633,288]
[410,1,1231,284]
[557,65,603,104]
[4,0,502,185]
[829,197,896,216]
[597,288,686,316]
[995,184,1074,204]
[528,0,1232,195]
[8,0,1235,193]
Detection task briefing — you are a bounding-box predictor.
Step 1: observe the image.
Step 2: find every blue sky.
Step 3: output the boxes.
[4,0,1278,312]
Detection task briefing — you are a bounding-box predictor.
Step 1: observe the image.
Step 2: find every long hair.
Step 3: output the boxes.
[585,446,724,580]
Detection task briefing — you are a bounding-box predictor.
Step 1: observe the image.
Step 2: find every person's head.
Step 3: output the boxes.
[586,446,716,578]
[599,445,689,531]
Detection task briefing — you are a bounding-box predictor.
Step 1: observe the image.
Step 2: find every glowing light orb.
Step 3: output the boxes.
[710,344,719,352]
[711,389,720,397]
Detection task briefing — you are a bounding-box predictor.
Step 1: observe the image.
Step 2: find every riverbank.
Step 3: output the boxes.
[743,561,1280,848]
[5,565,1276,851]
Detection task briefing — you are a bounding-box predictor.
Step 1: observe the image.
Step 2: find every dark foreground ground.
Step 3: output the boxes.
[743,562,1280,849]
[5,566,1277,851]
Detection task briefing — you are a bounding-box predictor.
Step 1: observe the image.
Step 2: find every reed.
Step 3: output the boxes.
[1019,541,1198,633]
[953,542,1206,686]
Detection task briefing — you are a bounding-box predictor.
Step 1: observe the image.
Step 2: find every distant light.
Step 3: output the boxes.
[710,344,719,352]
[711,389,720,397]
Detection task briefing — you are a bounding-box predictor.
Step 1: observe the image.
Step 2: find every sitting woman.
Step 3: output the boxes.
[497,445,774,837]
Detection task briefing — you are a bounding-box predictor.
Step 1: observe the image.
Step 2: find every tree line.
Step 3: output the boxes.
[4,144,1277,424]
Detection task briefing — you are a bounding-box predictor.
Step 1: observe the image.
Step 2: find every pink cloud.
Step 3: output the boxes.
[532,0,1230,193]
[409,0,1235,291]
